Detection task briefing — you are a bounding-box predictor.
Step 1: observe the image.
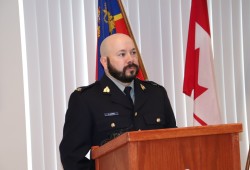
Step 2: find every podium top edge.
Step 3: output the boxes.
[126,123,243,141]
[91,123,242,159]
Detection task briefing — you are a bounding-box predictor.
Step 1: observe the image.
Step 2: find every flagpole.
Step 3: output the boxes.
[117,0,148,80]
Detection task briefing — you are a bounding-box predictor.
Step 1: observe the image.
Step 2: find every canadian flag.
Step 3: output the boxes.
[183,0,221,125]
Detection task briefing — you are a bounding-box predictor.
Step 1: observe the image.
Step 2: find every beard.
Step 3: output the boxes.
[107,58,139,83]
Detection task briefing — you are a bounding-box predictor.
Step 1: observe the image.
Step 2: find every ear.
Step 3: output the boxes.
[100,56,107,70]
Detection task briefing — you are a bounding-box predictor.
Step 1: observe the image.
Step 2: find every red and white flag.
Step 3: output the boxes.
[183,0,221,126]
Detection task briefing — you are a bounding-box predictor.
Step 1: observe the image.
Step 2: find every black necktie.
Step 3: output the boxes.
[124,86,133,105]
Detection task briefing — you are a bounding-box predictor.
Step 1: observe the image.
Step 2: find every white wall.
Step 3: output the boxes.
[0,0,27,169]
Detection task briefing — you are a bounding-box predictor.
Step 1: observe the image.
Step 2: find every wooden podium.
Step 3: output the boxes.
[92,123,242,170]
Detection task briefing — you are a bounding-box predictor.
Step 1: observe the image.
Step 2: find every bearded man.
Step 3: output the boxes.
[59,33,177,170]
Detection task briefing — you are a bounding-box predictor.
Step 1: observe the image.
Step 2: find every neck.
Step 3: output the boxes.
[106,73,132,87]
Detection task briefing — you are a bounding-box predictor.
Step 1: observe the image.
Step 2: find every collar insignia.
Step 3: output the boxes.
[140,84,146,90]
[103,86,110,93]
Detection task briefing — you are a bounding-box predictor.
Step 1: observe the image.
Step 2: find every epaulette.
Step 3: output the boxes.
[143,80,162,87]
[144,80,161,86]
[75,82,97,93]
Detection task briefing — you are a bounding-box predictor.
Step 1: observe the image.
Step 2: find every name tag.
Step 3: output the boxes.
[104,112,119,117]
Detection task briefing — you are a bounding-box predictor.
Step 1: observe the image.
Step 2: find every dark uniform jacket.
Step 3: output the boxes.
[59,74,177,170]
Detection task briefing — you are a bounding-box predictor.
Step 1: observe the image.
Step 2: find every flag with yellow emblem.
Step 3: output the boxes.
[96,0,147,80]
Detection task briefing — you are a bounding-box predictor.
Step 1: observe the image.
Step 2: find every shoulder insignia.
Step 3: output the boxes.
[76,87,83,92]
[144,81,162,87]
[75,82,97,93]
[75,86,88,93]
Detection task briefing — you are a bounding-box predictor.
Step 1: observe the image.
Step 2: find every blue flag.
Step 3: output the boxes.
[96,0,129,80]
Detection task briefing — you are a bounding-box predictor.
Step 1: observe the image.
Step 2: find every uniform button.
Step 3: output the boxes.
[134,112,138,116]
[156,118,161,123]
[111,123,116,128]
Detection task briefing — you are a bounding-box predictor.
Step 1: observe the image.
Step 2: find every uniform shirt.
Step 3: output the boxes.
[107,74,135,103]
[59,74,177,170]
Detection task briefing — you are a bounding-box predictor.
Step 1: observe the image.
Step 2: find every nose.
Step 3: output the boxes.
[126,53,134,62]
[127,57,134,66]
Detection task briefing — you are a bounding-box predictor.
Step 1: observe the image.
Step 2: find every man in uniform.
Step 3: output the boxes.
[59,33,177,170]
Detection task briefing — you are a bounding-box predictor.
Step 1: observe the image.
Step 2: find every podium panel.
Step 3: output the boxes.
[92,123,242,170]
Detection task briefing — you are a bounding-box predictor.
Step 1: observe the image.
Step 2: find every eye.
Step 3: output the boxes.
[131,50,137,56]
[118,52,126,57]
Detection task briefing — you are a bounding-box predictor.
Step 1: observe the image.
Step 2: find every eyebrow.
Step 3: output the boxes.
[116,48,136,54]
[119,48,136,52]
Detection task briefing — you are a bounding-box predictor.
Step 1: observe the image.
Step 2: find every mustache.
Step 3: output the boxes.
[124,63,139,70]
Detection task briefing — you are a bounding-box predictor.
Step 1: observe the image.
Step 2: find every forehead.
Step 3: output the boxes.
[109,37,135,53]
